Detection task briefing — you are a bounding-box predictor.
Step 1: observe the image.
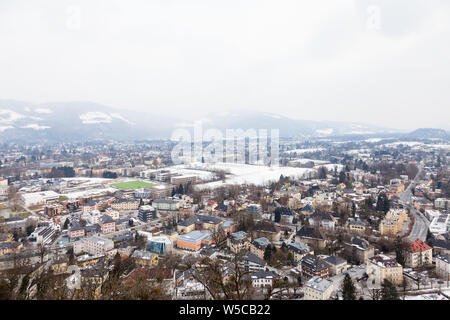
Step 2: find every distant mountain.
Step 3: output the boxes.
[0,100,178,143]
[192,111,399,138]
[405,128,449,139]
[0,99,407,143]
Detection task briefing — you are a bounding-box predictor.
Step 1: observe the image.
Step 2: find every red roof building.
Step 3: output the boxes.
[409,239,432,253]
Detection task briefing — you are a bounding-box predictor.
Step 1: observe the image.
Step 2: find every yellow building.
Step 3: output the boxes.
[131,250,159,267]
[385,209,407,223]
[379,218,402,237]
[176,214,223,234]
[348,220,366,233]
[366,254,403,285]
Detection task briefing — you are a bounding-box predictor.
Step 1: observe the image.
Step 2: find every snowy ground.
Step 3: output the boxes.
[382,141,424,147]
[405,293,448,300]
[163,164,216,180]
[288,158,330,165]
[283,148,325,154]
[62,187,118,199]
[189,162,314,189]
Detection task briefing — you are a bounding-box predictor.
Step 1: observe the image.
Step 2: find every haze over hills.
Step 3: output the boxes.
[0,100,447,143]
[404,128,449,140]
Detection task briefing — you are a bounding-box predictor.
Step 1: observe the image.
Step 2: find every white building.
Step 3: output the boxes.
[425,209,442,222]
[152,198,181,211]
[74,236,114,255]
[304,276,334,300]
[20,190,59,207]
[29,225,58,245]
[84,209,103,225]
[251,271,274,288]
[436,254,450,280]
[435,198,450,210]
[105,208,120,220]
[429,214,450,236]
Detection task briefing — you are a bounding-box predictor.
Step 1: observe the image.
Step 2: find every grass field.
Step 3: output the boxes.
[111,181,157,189]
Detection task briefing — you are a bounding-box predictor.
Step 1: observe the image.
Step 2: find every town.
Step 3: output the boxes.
[1,136,449,300]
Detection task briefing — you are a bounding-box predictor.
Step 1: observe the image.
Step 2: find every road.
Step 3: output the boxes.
[399,164,430,242]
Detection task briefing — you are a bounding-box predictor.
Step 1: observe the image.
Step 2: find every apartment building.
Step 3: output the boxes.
[300,254,330,279]
[304,276,334,300]
[74,236,114,255]
[343,237,375,264]
[111,199,140,211]
[227,231,250,254]
[406,239,433,268]
[249,237,271,260]
[435,254,450,280]
[379,218,402,237]
[366,254,403,285]
[98,214,116,234]
[287,241,314,262]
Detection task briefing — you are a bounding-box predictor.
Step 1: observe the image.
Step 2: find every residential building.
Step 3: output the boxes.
[308,212,336,230]
[98,214,116,234]
[300,254,330,279]
[287,241,314,262]
[227,231,250,253]
[131,250,159,267]
[343,237,375,264]
[111,199,140,211]
[304,276,334,300]
[348,219,366,233]
[435,254,450,280]
[44,203,63,216]
[250,271,274,288]
[295,226,327,249]
[323,256,348,276]
[250,237,271,260]
[379,217,402,237]
[366,254,403,285]
[74,236,114,255]
[68,222,85,239]
[151,198,181,211]
[406,239,433,268]
[0,242,23,256]
[138,205,156,222]
[435,198,450,210]
[176,214,223,234]
[238,251,267,272]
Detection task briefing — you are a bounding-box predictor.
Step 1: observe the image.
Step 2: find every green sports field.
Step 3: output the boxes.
[111,181,157,189]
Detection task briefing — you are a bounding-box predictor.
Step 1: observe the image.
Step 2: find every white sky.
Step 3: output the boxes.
[1,0,449,130]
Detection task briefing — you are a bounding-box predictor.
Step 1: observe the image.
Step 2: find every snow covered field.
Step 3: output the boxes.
[283,148,325,154]
[189,162,314,189]
[288,158,330,165]
[162,164,216,180]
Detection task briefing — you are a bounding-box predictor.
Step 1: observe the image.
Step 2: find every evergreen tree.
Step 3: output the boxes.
[381,279,399,300]
[263,245,272,261]
[341,274,357,300]
[394,237,406,266]
[63,218,70,230]
[274,208,281,223]
[376,192,390,213]
[171,187,176,197]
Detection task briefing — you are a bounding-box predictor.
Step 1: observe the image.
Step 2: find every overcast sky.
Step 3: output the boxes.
[1,0,449,130]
